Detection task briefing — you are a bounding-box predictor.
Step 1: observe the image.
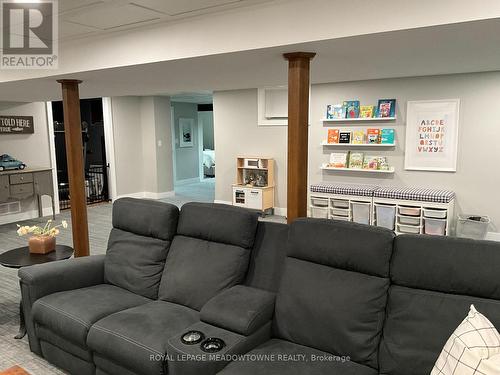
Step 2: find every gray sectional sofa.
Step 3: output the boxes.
[18,198,500,375]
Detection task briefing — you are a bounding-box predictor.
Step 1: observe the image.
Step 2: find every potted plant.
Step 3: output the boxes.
[17,219,68,254]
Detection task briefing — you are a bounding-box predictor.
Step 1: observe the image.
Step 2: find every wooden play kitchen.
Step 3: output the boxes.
[232,157,275,214]
[309,183,455,236]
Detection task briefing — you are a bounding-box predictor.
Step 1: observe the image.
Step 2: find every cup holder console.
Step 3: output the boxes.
[181,331,205,345]
[200,337,226,353]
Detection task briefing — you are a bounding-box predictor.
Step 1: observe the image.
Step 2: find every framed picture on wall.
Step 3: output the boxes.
[179,118,194,148]
[404,99,460,172]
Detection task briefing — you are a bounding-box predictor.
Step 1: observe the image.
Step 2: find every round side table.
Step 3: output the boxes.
[0,245,74,339]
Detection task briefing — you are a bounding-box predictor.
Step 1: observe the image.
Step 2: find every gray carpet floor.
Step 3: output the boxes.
[0,179,285,374]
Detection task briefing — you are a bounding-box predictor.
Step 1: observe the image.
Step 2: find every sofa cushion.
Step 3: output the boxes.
[176,202,258,249]
[379,235,500,375]
[32,284,149,348]
[244,221,289,293]
[218,339,377,375]
[105,199,179,299]
[431,305,500,375]
[391,235,500,299]
[158,203,257,310]
[158,236,250,310]
[274,218,394,369]
[379,287,500,375]
[112,198,178,241]
[87,300,199,375]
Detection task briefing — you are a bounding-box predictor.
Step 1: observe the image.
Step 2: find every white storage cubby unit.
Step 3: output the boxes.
[310,183,455,237]
[309,183,379,225]
[372,187,455,236]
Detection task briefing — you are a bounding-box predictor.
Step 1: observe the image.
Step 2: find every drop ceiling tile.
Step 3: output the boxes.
[65,3,162,30]
[59,0,104,14]
[59,21,99,39]
[131,0,241,16]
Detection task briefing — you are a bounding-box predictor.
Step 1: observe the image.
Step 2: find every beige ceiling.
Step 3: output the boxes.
[58,0,272,41]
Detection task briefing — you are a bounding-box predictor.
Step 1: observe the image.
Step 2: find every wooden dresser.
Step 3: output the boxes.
[0,167,55,219]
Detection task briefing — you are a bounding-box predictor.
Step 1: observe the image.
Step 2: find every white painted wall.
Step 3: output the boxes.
[111,96,174,198]
[214,72,500,232]
[214,89,288,210]
[0,102,54,220]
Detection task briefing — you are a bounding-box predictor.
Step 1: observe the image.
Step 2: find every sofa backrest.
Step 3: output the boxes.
[158,202,259,310]
[379,234,500,375]
[273,218,394,369]
[104,198,179,299]
[244,221,289,293]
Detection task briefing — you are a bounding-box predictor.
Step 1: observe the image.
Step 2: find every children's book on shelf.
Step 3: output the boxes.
[380,128,395,144]
[343,100,360,118]
[349,152,364,169]
[339,131,352,144]
[377,99,396,118]
[359,105,375,118]
[329,152,349,168]
[377,156,390,170]
[367,128,381,144]
[363,156,379,170]
[327,129,340,144]
[352,130,365,144]
[326,104,345,119]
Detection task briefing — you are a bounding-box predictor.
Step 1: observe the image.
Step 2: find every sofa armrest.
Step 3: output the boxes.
[200,285,275,336]
[166,320,271,375]
[18,254,105,355]
[19,254,105,300]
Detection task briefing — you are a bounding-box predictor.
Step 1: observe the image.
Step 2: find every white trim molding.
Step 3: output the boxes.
[114,191,175,201]
[102,97,118,201]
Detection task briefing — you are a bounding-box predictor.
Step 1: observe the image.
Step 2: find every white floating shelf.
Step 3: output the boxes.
[321,116,397,123]
[321,141,396,147]
[320,165,395,174]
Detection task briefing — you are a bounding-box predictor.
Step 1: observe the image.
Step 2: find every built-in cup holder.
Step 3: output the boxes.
[200,337,225,353]
[181,330,205,345]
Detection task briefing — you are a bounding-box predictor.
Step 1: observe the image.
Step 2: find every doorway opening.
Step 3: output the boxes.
[51,98,109,210]
[170,94,214,203]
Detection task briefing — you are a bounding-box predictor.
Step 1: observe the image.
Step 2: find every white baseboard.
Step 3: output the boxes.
[213,200,287,217]
[114,191,175,201]
[175,177,200,186]
[486,232,500,242]
[144,191,175,200]
[214,200,232,205]
[273,207,287,217]
[0,207,54,225]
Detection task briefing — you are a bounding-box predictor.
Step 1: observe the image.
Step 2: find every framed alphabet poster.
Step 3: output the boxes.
[404,99,460,172]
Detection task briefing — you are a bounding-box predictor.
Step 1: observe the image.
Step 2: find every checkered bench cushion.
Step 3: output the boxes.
[310,183,379,197]
[374,186,455,203]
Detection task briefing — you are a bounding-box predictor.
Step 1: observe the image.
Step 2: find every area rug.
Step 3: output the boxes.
[0,366,30,375]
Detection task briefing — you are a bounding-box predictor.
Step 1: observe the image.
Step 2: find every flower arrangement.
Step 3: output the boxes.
[17,219,68,254]
[17,219,68,238]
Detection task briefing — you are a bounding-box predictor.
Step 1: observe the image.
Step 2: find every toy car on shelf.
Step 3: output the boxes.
[0,154,26,171]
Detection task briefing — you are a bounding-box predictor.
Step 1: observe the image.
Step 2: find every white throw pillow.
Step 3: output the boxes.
[431,305,500,375]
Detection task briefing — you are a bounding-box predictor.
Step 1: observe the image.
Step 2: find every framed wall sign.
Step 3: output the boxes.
[404,99,460,172]
[179,118,194,148]
[0,116,34,134]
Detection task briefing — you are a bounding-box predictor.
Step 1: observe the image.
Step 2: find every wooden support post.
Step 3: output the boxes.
[283,52,316,224]
[57,79,89,257]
